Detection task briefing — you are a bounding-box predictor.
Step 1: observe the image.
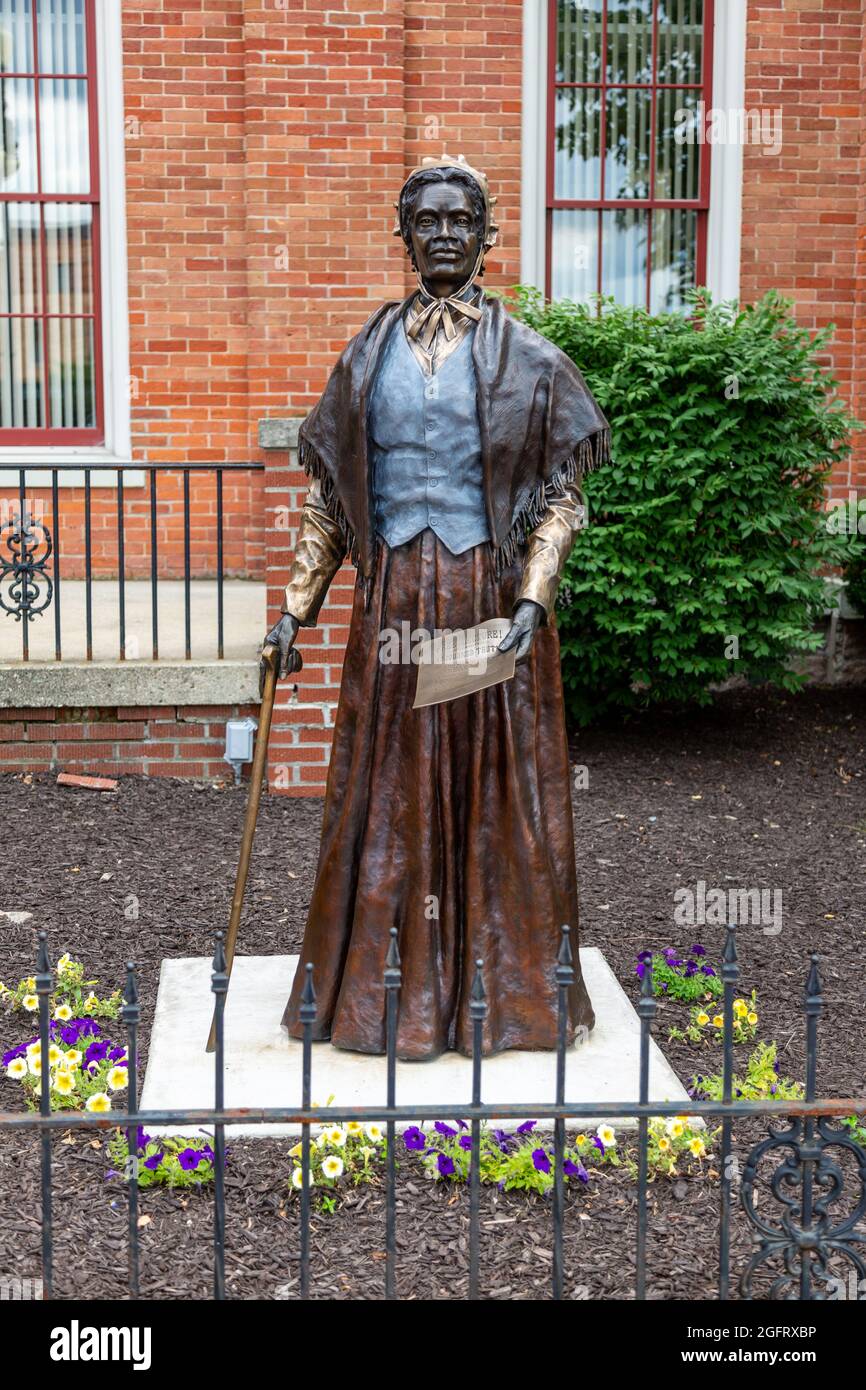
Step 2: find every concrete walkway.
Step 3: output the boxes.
[0,580,266,664]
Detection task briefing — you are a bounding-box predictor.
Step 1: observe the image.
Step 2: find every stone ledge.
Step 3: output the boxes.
[257,417,306,451]
[0,661,260,709]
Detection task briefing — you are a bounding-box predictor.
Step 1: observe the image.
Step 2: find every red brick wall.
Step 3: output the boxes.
[0,0,264,580]
[0,704,257,782]
[740,0,866,487]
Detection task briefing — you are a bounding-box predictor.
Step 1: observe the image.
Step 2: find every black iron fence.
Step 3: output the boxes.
[1,924,865,1301]
[0,463,265,662]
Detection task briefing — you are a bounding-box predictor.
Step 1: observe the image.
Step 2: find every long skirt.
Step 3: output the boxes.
[281,528,594,1059]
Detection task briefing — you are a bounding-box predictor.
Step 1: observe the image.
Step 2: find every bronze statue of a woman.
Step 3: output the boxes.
[264,155,609,1060]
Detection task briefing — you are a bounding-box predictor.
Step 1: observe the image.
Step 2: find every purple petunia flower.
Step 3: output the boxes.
[178,1148,203,1171]
[137,1127,151,1148]
[532,1148,551,1174]
[437,1154,455,1178]
[1,1041,29,1066]
[458,1135,472,1150]
[492,1129,514,1153]
[84,1039,111,1070]
[684,961,698,977]
[701,965,716,977]
[434,1121,457,1137]
[144,1152,164,1170]
[691,944,706,957]
[564,1158,589,1183]
[55,1017,102,1047]
[516,1121,536,1134]
[636,950,653,964]
[592,1135,605,1156]
[403,1126,426,1151]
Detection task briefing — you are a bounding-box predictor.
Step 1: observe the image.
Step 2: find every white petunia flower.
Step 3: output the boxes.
[321,1155,344,1180]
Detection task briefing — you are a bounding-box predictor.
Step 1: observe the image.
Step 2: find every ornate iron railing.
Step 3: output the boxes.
[0,463,265,661]
[0,923,864,1301]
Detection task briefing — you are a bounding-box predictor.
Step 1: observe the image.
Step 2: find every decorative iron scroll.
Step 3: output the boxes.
[0,509,53,623]
[740,1116,866,1300]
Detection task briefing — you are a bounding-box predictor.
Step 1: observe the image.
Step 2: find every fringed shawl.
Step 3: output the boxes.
[297,292,610,580]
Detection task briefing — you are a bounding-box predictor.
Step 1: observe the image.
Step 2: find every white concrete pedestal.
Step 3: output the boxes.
[140,950,691,1136]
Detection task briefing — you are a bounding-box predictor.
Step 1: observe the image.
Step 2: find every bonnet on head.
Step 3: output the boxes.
[394,152,500,289]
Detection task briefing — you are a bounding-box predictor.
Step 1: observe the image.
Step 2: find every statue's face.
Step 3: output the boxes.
[409,182,480,297]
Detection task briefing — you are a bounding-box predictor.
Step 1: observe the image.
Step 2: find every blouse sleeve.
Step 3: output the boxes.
[281,479,347,627]
[515,477,586,621]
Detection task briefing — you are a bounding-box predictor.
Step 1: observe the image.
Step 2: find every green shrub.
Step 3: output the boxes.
[512,288,860,723]
[838,499,866,614]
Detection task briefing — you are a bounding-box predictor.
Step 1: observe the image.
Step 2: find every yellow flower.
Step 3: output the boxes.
[57,954,73,976]
[657,1136,671,1152]
[83,994,99,1010]
[28,1055,42,1077]
[106,1067,128,1092]
[345,1121,363,1136]
[321,1155,344,1180]
[364,1122,384,1143]
[688,1137,706,1157]
[85,1092,111,1114]
[359,1145,375,1161]
[747,1012,758,1026]
[24,977,35,991]
[596,1124,616,1149]
[54,1004,73,1022]
[696,1012,710,1027]
[65,1049,82,1067]
[22,994,39,1013]
[288,1141,303,1159]
[6,1057,28,1080]
[575,1133,587,1147]
[291,1166,311,1190]
[52,1071,75,1095]
[322,1125,346,1148]
[666,1119,685,1138]
[47,1045,63,1066]
[712,1015,724,1029]
[733,999,748,1017]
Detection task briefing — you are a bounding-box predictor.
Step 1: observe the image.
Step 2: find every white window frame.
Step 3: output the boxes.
[521,0,747,304]
[0,0,135,486]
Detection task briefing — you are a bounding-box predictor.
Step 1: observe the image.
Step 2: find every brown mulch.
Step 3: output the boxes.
[0,684,864,1300]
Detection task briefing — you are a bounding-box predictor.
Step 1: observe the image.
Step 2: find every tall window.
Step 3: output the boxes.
[547,0,713,311]
[0,0,101,442]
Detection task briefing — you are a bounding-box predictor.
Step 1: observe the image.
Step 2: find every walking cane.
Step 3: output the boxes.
[206,641,287,1052]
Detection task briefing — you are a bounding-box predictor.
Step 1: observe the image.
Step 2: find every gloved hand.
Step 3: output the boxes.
[261,613,303,696]
[498,599,544,664]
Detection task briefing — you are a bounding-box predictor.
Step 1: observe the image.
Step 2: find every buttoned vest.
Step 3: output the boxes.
[367,318,490,556]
